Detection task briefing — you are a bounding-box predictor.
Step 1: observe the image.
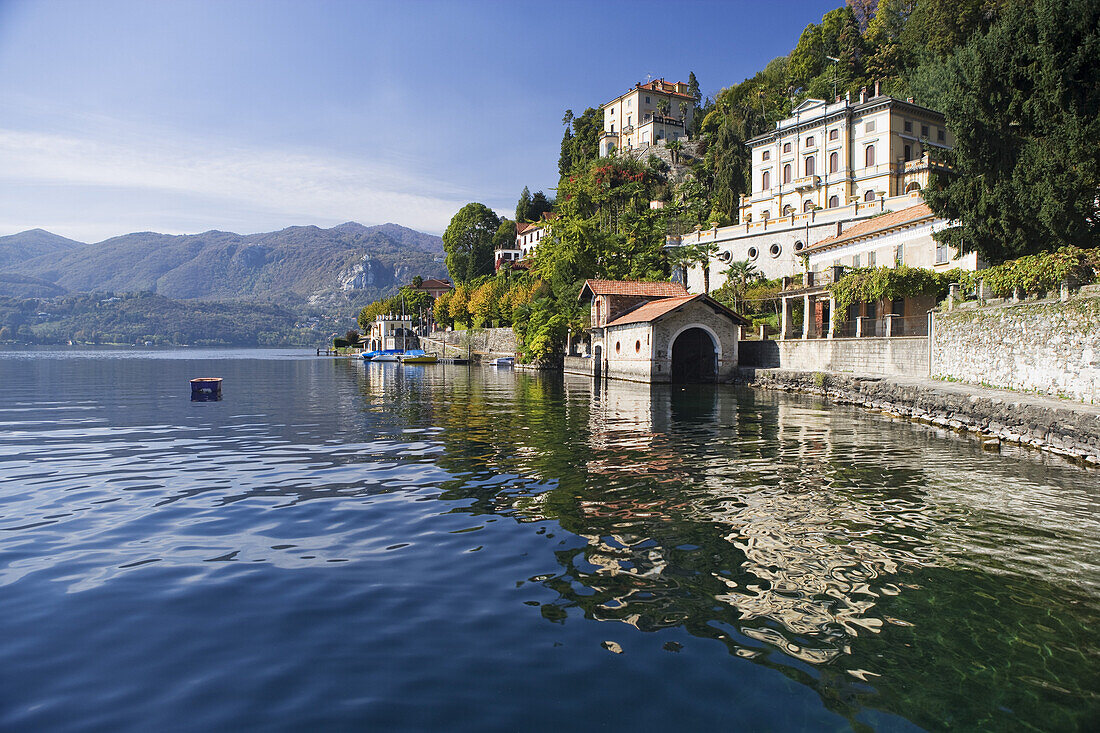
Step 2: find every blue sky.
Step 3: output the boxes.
[0,0,841,241]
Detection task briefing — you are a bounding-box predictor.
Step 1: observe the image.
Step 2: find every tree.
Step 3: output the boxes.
[923,0,1100,262]
[667,139,684,164]
[529,191,553,220]
[688,71,700,102]
[411,275,423,289]
[433,291,454,328]
[787,23,825,91]
[515,187,532,222]
[721,260,762,312]
[442,203,500,283]
[493,218,517,257]
[449,284,471,327]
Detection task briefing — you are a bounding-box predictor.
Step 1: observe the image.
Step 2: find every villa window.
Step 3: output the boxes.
[646,96,650,103]
[627,116,631,126]
[762,150,771,161]
[904,144,912,161]
[895,245,904,265]
[804,156,815,176]
[868,251,876,267]
[936,241,950,264]
[762,210,770,220]
[762,171,771,190]
[803,199,814,212]
[853,254,860,268]
[806,135,815,147]
[829,151,838,173]
[904,120,912,133]
[938,129,946,142]
[782,204,793,215]
[921,124,929,137]
[865,145,875,167]
[783,164,792,183]
[829,128,838,140]
[783,142,791,153]
[864,190,876,202]
[828,195,839,208]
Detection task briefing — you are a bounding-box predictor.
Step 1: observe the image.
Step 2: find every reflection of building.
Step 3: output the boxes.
[669,86,955,289]
[777,203,985,339]
[599,79,697,157]
[579,280,748,383]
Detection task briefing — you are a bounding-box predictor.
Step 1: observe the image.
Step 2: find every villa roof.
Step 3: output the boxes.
[807,203,936,253]
[579,279,688,300]
[416,278,453,289]
[516,221,540,234]
[604,293,750,328]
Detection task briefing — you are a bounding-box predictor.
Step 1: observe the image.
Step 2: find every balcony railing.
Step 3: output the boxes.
[792,175,820,191]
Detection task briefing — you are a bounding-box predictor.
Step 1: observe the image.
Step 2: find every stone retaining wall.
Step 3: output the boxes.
[423,327,517,357]
[932,294,1100,404]
[739,336,929,376]
[738,368,1100,464]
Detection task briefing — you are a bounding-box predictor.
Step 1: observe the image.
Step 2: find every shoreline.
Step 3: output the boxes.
[735,367,1100,466]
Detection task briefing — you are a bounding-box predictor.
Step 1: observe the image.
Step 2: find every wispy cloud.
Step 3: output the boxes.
[0,123,493,240]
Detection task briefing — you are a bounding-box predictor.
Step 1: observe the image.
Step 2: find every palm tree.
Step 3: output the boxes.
[722,259,762,312]
[666,139,684,164]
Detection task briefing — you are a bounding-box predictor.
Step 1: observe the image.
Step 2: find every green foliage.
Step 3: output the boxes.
[515,187,532,222]
[922,0,1100,262]
[971,246,1100,297]
[829,265,954,321]
[442,203,500,283]
[557,107,601,177]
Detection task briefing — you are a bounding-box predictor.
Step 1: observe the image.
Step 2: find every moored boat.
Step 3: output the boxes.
[399,350,438,364]
[489,356,515,367]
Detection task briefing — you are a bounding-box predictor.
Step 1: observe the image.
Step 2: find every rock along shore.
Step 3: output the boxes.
[736,367,1100,465]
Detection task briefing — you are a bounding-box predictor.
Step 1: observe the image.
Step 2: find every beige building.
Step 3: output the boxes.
[599,79,697,157]
[742,85,952,223]
[778,203,983,340]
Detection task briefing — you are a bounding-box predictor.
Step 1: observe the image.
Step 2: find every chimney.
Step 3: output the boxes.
[873,80,881,97]
[859,87,866,103]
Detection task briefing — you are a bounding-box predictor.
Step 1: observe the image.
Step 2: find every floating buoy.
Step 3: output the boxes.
[190,377,222,401]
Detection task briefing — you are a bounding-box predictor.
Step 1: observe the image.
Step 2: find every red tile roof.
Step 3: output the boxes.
[516,222,539,234]
[579,279,689,300]
[416,278,452,290]
[808,203,936,252]
[604,294,749,328]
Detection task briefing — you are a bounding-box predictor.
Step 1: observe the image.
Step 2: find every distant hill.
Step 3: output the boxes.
[0,229,84,270]
[6,222,448,307]
[0,273,68,299]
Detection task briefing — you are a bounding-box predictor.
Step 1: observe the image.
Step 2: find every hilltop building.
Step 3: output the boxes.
[670,85,955,288]
[576,280,748,383]
[599,79,697,157]
[495,215,555,273]
[413,278,453,299]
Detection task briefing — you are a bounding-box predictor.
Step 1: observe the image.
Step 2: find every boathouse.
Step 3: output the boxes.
[577,280,749,383]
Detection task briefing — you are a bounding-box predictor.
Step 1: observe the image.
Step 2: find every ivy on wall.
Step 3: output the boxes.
[828,265,959,322]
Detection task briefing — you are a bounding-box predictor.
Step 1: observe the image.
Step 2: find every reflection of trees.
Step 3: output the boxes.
[348,365,1100,730]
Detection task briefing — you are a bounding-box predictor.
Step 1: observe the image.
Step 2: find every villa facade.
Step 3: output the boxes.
[599,79,697,157]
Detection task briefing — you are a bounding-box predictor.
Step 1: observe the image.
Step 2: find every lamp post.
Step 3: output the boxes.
[826,56,840,101]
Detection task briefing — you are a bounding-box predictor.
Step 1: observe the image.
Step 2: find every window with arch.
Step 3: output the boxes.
[829,128,838,140]
[762,150,771,161]
[905,181,922,193]
[804,156,815,176]
[782,204,794,216]
[761,210,770,221]
[865,145,875,167]
[864,190,876,202]
[828,195,839,208]
[762,170,770,190]
[635,340,641,353]
[783,164,792,183]
[803,199,815,212]
[829,151,838,173]
[805,135,815,147]
[782,142,791,153]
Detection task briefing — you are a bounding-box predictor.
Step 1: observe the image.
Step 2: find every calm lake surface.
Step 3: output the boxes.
[1,348,1097,732]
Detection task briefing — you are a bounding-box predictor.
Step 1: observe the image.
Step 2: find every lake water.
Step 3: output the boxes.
[0,348,1097,731]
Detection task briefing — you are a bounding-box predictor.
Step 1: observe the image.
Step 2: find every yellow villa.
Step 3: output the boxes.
[599,79,697,157]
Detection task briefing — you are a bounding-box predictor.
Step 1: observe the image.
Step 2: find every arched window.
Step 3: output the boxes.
[782,204,794,215]
[865,145,875,167]
[829,151,838,173]
[761,209,770,220]
[828,195,839,208]
[783,164,792,183]
[905,182,921,193]
[803,199,815,212]
[864,190,876,202]
[762,170,770,190]
[804,156,815,176]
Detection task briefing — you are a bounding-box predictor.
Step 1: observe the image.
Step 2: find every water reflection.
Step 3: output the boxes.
[423,371,1100,730]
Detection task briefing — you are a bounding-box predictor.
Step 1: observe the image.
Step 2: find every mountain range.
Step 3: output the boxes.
[0,222,449,307]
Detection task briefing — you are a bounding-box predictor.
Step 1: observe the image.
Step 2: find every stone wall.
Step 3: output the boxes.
[739,368,1100,464]
[748,336,929,376]
[932,294,1100,404]
[423,327,517,357]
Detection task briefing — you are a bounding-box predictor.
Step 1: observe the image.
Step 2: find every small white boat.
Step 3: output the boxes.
[371,353,401,362]
[490,357,515,367]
